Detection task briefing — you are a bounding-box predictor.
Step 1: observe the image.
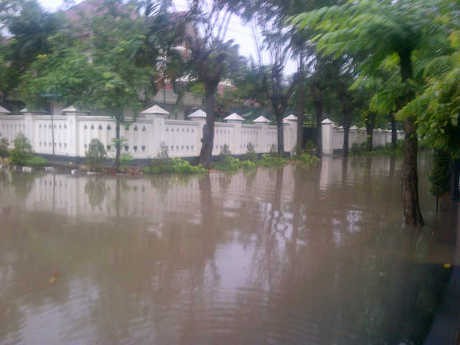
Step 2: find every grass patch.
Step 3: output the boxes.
[143,158,206,175]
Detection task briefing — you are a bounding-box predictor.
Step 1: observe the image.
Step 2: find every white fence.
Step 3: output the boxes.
[0,105,298,159]
[321,118,404,155]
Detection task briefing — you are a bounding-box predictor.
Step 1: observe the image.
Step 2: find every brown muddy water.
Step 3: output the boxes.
[0,156,457,345]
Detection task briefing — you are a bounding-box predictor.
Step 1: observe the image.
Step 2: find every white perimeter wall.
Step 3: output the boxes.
[0,108,298,159]
[321,119,404,155]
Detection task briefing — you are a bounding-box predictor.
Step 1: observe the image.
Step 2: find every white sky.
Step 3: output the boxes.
[38,0,296,74]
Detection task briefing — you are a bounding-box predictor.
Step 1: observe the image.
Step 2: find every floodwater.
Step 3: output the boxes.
[0,156,457,345]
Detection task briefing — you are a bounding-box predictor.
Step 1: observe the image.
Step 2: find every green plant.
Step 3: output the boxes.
[143,158,206,175]
[86,138,106,167]
[120,153,133,166]
[213,155,241,171]
[242,142,257,161]
[295,152,319,167]
[0,138,9,158]
[257,154,288,167]
[23,155,48,167]
[240,159,256,170]
[10,133,32,165]
[220,144,231,156]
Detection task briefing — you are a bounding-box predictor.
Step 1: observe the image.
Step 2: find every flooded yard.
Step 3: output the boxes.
[0,156,457,345]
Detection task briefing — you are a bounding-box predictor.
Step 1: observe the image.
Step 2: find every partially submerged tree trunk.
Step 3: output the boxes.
[343,124,350,157]
[366,112,376,151]
[275,112,285,154]
[399,50,424,226]
[199,81,218,168]
[114,117,121,170]
[312,89,323,154]
[402,116,424,226]
[390,113,397,148]
[341,105,352,157]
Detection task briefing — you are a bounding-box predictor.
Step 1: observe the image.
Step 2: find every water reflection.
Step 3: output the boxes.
[0,156,456,345]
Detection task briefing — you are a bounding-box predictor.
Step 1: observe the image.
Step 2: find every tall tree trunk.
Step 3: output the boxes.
[390,113,397,149]
[399,50,423,226]
[296,84,306,155]
[402,117,424,226]
[114,118,121,170]
[199,82,217,168]
[366,112,376,151]
[312,84,323,154]
[343,124,350,157]
[276,113,284,154]
[296,59,306,155]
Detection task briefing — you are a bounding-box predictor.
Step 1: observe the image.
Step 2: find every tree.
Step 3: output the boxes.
[19,0,154,169]
[1,0,62,108]
[292,0,452,226]
[181,1,242,168]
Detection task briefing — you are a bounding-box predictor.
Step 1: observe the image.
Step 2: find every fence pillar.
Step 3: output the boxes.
[321,118,334,155]
[140,105,169,157]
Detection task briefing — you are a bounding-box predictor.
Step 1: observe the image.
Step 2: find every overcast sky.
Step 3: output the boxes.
[37,0,297,74]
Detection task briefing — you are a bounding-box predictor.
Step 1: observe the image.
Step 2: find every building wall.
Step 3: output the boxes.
[0,109,298,159]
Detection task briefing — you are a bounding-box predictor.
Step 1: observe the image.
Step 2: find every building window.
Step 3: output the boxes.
[142,126,146,131]
[99,125,103,130]
[106,145,111,150]
[124,145,129,151]
[90,125,94,130]
[84,125,88,130]
[107,125,111,130]
[141,145,146,151]
[134,126,138,131]
[133,145,138,151]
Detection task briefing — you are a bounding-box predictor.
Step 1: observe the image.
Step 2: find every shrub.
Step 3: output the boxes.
[241,142,257,161]
[23,155,48,167]
[295,152,319,167]
[0,138,9,158]
[257,154,287,167]
[220,144,231,156]
[86,138,106,167]
[120,153,133,166]
[10,133,33,165]
[213,155,241,171]
[143,158,206,174]
[240,159,256,170]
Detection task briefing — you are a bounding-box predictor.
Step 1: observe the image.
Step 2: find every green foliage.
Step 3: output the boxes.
[429,150,451,197]
[0,138,9,158]
[22,155,47,167]
[212,155,257,172]
[10,133,32,165]
[241,142,257,161]
[220,144,231,156]
[143,158,206,175]
[86,138,106,167]
[120,153,133,166]
[295,152,319,167]
[257,154,288,167]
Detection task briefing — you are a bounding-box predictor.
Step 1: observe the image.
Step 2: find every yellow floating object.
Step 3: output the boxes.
[443,263,452,269]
